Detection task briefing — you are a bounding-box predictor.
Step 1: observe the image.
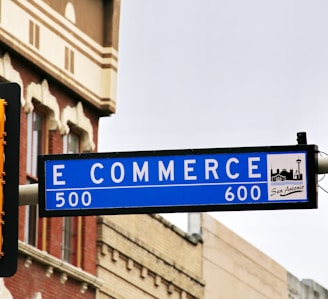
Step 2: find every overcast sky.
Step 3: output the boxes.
[99,0,328,288]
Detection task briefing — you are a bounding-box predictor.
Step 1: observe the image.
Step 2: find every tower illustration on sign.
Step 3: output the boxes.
[270,157,303,182]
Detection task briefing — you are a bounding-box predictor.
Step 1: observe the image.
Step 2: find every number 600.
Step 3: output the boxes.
[225,185,261,202]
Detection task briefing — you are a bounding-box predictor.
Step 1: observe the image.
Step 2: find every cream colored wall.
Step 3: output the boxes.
[202,213,288,299]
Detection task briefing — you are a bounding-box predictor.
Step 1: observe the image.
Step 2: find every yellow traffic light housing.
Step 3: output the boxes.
[0,83,20,277]
[0,99,6,258]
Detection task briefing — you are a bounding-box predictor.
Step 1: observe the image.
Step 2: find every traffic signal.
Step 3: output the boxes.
[0,83,20,277]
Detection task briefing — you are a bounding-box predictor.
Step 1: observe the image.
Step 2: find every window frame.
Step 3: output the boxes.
[25,107,48,248]
[62,129,82,266]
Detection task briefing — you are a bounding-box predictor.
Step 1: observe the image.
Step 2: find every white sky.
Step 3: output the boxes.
[99,0,328,288]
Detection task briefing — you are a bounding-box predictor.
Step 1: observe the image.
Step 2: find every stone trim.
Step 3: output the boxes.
[97,217,205,293]
[98,243,203,299]
[60,102,95,152]
[0,52,25,106]
[151,214,203,244]
[2,1,118,115]
[24,79,61,131]
[19,240,103,290]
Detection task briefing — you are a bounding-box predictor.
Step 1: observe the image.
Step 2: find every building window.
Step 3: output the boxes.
[63,131,79,154]
[62,216,77,264]
[29,20,40,49]
[65,46,74,74]
[24,205,38,247]
[25,109,46,247]
[62,131,82,266]
[26,111,44,180]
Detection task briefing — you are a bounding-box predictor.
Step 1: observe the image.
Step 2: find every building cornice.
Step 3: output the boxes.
[0,0,118,116]
[19,240,103,291]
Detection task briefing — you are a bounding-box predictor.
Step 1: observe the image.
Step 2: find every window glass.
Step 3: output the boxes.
[25,110,45,247]
[63,132,79,154]
[62,217,73,263]
[62,131,81,264]
[26,111,44,179]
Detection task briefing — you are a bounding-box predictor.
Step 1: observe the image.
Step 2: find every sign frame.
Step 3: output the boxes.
[38,144,318,217]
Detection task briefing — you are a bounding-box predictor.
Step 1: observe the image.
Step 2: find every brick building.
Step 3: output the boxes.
[0,1,120,298]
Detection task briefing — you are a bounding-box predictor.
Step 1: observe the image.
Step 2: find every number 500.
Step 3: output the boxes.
[55,191,92,208]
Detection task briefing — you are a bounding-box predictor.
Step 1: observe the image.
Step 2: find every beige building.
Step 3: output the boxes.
[97,214,205,299]
[201,213,288,298]
[95,211,328,299]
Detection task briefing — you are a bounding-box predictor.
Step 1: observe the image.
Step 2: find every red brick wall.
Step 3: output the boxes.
[5,50,99,291]
[82,216,97,273]
[5,256,96,299]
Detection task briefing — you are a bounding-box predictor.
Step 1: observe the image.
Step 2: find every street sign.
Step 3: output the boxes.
[38,145,318,217]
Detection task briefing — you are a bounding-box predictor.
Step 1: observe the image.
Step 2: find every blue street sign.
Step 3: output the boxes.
[38,145,318,217]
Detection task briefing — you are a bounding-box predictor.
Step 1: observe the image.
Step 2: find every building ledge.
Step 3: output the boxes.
[151,214,203,244]
[18,240,103,290]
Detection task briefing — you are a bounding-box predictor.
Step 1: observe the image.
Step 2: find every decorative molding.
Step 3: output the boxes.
[25,257,33,268]
[0,52,25,106]
[168,283,174,294]
[98,217,205,286]
[112,249,119,262]
[99,241,204,299]
[154,275,161,287]
[25,79,61,130]
[80,282,88,294]
[126,258,133,271]
[60,273,68,284]
[141,266,147,279]
[19,240,103,289]
[0,2,118,115]
[32,292,42,299]
[100,243,107,256]
[60,102,95,151]
[45,266,54,278]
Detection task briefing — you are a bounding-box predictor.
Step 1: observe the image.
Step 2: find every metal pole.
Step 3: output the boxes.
[318,157,328,174]
[19,184,38,206]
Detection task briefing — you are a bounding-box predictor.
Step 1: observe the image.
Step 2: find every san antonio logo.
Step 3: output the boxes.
[267,153,307,201]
